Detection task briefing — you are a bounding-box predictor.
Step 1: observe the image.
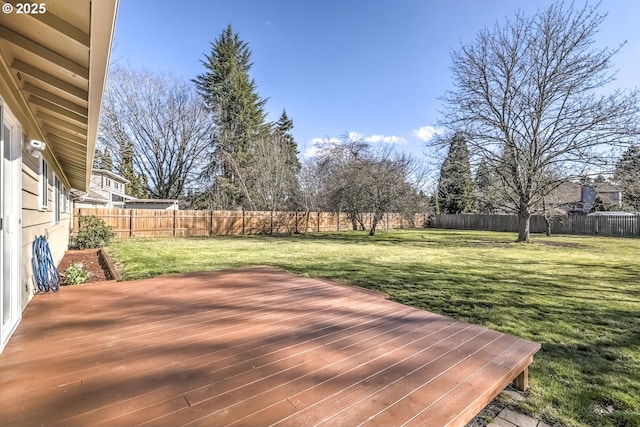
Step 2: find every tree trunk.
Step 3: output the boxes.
[544,216,552,236]
[517,210,531,242]
[542,199,552,236]
[369,211,383,236]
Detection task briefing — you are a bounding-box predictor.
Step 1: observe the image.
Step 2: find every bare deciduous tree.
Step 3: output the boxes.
[98,65,214,200]
[440,2,640,241]
[306,136,426,235]
[246,132,300,212]
[299,158,324,212]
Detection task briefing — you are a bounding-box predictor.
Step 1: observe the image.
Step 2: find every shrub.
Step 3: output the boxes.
[62,262,90,285]
[69,215,115,249]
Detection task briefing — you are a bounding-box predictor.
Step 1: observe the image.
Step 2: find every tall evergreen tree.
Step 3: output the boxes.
[474,159,497,213]
[614,145,640,210]
[92,149,103,170]
[193,24,268,209]
[118,141,148,199]
[274,110,301,172]
[437,133,474,214]
[93,148,113,171]
[273,110,301,207]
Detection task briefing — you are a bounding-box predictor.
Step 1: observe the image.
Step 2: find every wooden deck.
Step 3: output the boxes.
[0,266,540,427]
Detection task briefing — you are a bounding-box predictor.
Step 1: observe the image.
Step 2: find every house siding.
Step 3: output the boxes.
[21,145,71,310]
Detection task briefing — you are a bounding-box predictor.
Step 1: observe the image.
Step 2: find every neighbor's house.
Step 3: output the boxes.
[584,183,623,208]
[0,0,118,353]
[546,181,624,215]
[74,168,179,210]
[74,168,128,208]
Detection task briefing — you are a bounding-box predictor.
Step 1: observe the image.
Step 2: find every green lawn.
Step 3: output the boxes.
[107,229,640,427]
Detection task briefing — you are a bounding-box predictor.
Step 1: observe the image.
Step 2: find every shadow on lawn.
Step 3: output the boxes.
[264,229,520,248]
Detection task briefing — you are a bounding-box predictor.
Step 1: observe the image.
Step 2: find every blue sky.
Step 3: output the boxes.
[112,0,640,160]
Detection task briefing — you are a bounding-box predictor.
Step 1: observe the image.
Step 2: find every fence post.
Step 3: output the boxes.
[337,211,340,232]
[270,210,274,235]
[173,209,177,237]
[130,209,134,237]
[74,208,81,234]
[242,209,246,235]
[295,211,298,234]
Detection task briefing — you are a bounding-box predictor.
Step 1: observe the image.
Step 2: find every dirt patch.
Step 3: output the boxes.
[57,249,114,284]
[537,240,586,249]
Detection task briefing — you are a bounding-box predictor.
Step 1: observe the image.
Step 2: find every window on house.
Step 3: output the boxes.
[53,174,60,225]
[105,177,111,188]
[62,187,69,213]
[39,157,48,210]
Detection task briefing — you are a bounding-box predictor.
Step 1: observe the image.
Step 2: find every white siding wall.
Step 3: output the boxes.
[89,171,127,208]
[91,173,109,201]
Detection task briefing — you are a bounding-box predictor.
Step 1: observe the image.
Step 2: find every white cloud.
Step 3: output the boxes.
[364,134,407,144]
[347,131,363,141]
[304,131,408,158]
[303,137,341,158]
[413,126,445,142]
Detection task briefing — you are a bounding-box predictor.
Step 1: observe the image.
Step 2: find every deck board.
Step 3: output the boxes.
[0,266,540,427]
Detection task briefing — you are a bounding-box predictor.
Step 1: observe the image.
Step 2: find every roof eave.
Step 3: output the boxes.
[83,0,119,191]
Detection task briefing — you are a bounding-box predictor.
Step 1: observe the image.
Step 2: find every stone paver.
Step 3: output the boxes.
[488,408,549,427]
[487,415,518,426]
[502,409,539,427]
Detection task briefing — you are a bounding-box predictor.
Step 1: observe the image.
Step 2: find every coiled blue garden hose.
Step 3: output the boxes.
[32,235,60,292]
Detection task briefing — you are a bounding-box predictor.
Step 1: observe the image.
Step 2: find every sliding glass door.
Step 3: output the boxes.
[1,103,21,351]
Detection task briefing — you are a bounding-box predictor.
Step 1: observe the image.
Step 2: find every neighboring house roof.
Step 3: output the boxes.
[79,190,109,204]
[592,182,622,193]
[84,189,109,202]
[92,168,129,184]
[0,0,119,191]
[591,183,623,205]
[128,199,179,204]
[545,181,624,214]
[544,181,582,206]
[70,188,108,204]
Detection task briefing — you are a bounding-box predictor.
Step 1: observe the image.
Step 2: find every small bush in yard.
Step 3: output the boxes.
[62,262,90,285]
[69,215,115,249]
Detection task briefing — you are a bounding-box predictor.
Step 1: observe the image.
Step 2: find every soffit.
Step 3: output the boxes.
[0,0,116,191]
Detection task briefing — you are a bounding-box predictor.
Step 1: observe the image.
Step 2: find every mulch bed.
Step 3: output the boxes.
[57,249,114,285]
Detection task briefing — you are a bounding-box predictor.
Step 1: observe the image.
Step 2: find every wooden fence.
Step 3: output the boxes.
[430,214,640,237]
[74,208,430,238]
